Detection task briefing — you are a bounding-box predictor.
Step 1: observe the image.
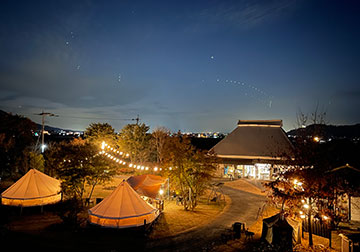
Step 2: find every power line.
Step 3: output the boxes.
[58,115,134,121]
[59,115,141,123]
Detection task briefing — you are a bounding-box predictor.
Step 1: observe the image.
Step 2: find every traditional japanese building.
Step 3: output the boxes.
[210,120,294,180]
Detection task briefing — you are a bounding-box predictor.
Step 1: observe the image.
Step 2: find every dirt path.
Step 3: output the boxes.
[146,183,267,251]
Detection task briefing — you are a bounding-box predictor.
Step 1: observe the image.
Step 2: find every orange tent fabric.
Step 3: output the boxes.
[127,174,167,199]
[88,180,159,228]
[1,169,61,207]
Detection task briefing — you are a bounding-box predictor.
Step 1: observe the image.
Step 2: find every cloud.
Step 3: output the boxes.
[190,0,300,31]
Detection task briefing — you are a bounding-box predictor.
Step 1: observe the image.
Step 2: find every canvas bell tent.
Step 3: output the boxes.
[261,213,301,249]
[88,180,160,228]
[1,169,62,207]
[127,174,167,199]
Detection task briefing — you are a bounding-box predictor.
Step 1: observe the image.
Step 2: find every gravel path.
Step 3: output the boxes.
[146,183,267,251]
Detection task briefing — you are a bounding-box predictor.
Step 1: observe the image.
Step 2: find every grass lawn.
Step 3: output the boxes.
[150,197,227,239]
[85,176,227,238]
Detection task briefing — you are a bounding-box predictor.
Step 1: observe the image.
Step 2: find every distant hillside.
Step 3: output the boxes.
[35,123,82,134]
[287,123,360,140]
[0,109,82,134]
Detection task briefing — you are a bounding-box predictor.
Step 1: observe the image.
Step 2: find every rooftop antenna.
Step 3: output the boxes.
[132,114,140,125]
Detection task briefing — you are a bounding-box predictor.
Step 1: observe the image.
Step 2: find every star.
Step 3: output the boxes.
[210,55,214,59]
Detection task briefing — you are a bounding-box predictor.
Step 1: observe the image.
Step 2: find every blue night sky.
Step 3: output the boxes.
[0,0,359,132]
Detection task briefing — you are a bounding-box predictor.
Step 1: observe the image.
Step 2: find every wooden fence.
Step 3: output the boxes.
[302,219,332,247]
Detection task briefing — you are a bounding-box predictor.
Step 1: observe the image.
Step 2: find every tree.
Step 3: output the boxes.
[84,122,117,147]
[0,111,36,178]
[16,149,45,174]
[150,127,170,164]
[163,134,217,210]
[85,154,116,200]
[266,107,330,247]
[118,123,151,163]
[46,138,117,226]
[49,138,116,200]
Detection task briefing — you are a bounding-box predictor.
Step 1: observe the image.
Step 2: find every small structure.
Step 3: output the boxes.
[88,180,160,228]
[1,169,61,207]
[327,164,360,222]
[127,174,167,199]
[261,213,301,250]
[210,120,294,180]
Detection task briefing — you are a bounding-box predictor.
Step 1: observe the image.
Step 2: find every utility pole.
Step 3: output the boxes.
[34,111,59,153]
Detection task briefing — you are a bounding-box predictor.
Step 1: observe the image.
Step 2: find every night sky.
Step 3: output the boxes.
[0,0,359,132]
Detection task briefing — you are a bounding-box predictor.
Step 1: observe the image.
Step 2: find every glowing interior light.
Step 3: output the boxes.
[101,141,105,150]
[159,189,164,195]
[154,167,158,171]
[129,164,133,167]
[303,204,309,209]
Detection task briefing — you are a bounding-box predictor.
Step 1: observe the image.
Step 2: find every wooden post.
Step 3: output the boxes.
[348,194,351,221]
[308,198,313,247]
[302,220,304,238]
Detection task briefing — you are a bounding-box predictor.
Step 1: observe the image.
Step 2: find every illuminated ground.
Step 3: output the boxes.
[1,177,271,251]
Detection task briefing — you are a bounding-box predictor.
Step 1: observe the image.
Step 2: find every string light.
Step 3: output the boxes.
[100,141,175,173]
